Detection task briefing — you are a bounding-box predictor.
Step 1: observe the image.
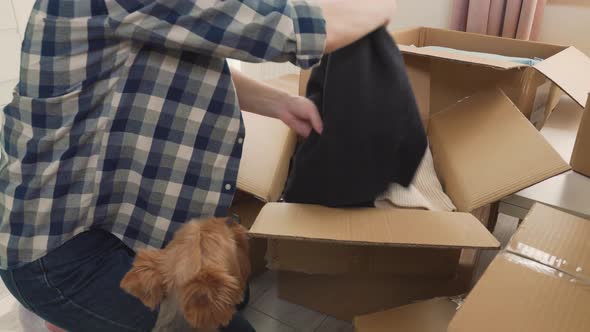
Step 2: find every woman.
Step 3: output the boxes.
[0,0,396,330]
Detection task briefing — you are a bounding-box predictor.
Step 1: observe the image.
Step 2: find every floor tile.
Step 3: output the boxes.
[250,271,277,303]
[251,284,325,331]
[315,316,353,332]
[242,307,295,332]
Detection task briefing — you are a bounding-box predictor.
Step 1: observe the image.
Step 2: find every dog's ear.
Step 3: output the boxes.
[180,267,242,329]
[120,249,165,310]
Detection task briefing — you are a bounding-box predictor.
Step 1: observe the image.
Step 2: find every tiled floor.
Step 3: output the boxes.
[0,214,518,331]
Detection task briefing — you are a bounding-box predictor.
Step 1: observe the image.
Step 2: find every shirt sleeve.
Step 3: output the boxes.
[108,0,326,69]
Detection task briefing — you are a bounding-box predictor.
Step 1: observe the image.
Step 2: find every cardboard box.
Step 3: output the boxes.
[448,204,590,332]
[277,251,477,321]
[229,191,268,277]
[237,74,299,202]
[571,94,590,177]
[248,86,569,319]
[353,298,459,332]
[250,88,569,263]
[267,240,461,278]
[392,27,590,128]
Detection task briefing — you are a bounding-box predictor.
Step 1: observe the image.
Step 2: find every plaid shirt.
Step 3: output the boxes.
[0,0,325,269]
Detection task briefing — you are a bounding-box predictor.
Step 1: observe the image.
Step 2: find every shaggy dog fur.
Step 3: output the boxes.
[120,217,251,331]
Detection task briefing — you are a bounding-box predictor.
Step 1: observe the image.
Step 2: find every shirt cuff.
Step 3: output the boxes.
[290,0,327,69]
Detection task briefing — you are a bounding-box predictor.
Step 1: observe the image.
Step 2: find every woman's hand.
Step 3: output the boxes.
[276,95,323,137]
[319,0,397,53]
[232,70,322,137]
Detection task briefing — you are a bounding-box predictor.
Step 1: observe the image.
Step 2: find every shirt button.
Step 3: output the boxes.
[225,184,232,190]
[237,137,244,144]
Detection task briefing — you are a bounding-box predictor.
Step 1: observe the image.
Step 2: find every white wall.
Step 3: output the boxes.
[0,0,35,106]
[388,0,453,31]
[0,0,34,106]
[538,3,590,55]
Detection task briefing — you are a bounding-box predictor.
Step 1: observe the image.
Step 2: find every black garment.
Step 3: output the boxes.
[283,28,427,207]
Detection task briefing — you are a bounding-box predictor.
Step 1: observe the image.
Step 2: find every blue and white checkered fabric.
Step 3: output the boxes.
[0,0,325,268]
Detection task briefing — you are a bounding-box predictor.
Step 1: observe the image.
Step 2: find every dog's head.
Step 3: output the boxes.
[120,217,251,329]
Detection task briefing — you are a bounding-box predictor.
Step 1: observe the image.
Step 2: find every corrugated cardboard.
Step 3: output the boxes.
[392,27,590,126]
[429,89,570,212]
[404,56,431,129]
[571,94,590,177]
[353,298,459,332]
[266,240,460,278]
[278,272,466,322]
[261,204,495,278]
[229,191,268,276]
[250,203,499,249]
[250,202,498,279]
[449,204,590,332]
[278,251,477,321]
[237,75,298,202]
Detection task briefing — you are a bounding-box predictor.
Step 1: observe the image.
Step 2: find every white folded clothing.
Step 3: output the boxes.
[375,145,456,212]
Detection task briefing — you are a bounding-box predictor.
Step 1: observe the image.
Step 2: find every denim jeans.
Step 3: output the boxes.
[0,229,254,332]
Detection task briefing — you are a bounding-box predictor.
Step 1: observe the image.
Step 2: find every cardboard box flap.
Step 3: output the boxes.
[393,27,566,70]
[571,94,590,176]
[398,44,524,70]
[505,204,590,280]
[354,298,458,332]
[533,47,590,108]
[429,89,570,212]
[449,204,590,332]
[449,253,590,332]
[249,203,500,249]
[237,75,298,202]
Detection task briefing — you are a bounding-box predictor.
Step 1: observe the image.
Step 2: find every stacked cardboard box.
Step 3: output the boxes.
[353,204,590,332]
[237,27,590,323]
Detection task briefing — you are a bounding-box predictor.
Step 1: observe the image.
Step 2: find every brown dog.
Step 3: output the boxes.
[120,217,251,331]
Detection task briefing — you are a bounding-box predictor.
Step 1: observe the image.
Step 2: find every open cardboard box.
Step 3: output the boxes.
[391,27,590,129]
[354,204,590,331]
[246,78,571,319]
[571,94,590,177]
[250,87,570,273]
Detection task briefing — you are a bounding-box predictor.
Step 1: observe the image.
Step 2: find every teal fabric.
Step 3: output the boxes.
[422,46,542,65]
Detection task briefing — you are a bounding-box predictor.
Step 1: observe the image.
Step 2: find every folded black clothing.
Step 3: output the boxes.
[283,27,427,207]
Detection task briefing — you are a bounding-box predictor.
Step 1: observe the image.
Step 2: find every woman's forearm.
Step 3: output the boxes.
[231,69,288,119]
[230,69,323,137]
